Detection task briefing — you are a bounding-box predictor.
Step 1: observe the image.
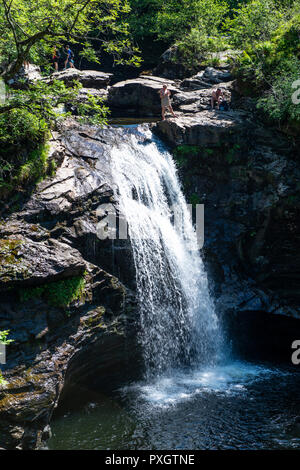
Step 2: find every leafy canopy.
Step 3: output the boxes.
[0,0,141,79]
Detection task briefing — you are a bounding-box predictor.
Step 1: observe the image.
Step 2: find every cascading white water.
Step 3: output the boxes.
[111,126,222,378]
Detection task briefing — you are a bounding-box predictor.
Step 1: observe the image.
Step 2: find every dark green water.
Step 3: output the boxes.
[48,361,300,450]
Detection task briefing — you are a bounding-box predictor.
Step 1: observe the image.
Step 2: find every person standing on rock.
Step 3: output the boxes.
[159,84,177,120]
[52,46,60,72]
[211,88,224,110]
[64,45,75,70]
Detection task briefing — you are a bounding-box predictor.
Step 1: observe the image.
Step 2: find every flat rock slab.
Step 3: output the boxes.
[154,110,250,146]
[47,69,112,88]
[0,235,85,289]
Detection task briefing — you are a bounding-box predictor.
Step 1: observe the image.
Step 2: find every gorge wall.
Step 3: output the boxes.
[0,64,299,449]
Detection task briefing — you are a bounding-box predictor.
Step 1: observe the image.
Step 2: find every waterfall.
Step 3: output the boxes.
[111,126,221,379]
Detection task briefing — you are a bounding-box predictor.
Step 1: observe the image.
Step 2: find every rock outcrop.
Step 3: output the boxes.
[152,46,190,79]
[0,122,138,449]
[154,109,250,146]
[181,68,232,89]
[108,75,180,116]
[7,64,43,89]
[47,69,112,89]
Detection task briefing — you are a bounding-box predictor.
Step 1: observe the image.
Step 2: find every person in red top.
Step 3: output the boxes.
[52,46,60,72]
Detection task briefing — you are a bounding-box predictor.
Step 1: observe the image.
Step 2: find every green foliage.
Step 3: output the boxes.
[0,142,51,199]
[257,58,300,124]
[17,144,50,184]
[176,29,230,70]
[76,93,110,125]
[155,0,229,42]
[232,12,300,87]
[127,0,164,41]
[174,145,200,157]
[174,145,200,168]
[19,275,86,308]
[224,0,282,48]
[0,79,109,201]
[0,111,47,149]
[0,330,14,345]
[127,0,231,67]
[0,330,13,388]
[0,373,7,387]
[231,8,300,125]
[0,0,141,80]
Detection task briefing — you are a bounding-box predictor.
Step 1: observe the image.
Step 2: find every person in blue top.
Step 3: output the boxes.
[64,45,75,69]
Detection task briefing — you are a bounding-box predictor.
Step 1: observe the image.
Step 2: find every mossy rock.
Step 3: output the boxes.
[18,275,86,309]
[0,239,30,284]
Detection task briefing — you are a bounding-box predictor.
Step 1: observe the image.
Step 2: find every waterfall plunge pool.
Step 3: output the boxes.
[48,361,300,450]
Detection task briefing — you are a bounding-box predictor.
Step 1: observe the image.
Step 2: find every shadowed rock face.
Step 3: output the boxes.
[147,63,300,357]
[0,122,139,450]
[153,110,300,331]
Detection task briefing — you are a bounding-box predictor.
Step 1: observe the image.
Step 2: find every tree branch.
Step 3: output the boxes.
[68,0,91,34]
[2,0,20,51]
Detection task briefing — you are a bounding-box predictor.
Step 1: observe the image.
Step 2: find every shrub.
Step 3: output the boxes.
[0,109,48,148]
[231,10,300,125]
[225,0,282,48]
[0,373,7,387]
[176,29,231,70]
[257,58,300,124]
[0,330,14,345]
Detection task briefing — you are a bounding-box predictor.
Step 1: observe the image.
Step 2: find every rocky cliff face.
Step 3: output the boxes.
[1,64,299,449]
[151,70,300,360]
[0,121,139,449]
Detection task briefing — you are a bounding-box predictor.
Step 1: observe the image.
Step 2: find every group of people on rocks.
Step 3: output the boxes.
[24,45,75,73]
[24,43,229,121]
[159,84,230,120]
[51,45,75,72]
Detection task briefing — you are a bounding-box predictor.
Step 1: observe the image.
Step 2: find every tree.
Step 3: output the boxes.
[0,0,140,80]
[224,0,282,48]
[155,0,229,42]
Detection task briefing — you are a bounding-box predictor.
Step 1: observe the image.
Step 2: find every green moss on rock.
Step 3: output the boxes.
[19,275,86,308]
